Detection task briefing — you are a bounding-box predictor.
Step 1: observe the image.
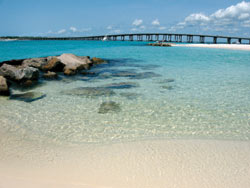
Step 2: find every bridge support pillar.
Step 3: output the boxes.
[227,38,231,44]
[155,34,159,41]
[200,36,205,43]
[163,35,167,42]
[178,35,182,42]
[213,37,217,44]
[238,38,242,44]
[187,35,193,43]
[167,35,172,42]
[129,35,133,41]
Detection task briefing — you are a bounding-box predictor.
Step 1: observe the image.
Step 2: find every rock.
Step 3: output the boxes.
[102,82,139,89]
[21,80,34,87]
[129,72,161,79]
[157,79,175,84]
[57,54,92,75]
[91,57,106,65]
[0,59,24,66]
[42,57,65,72]
[148,43,172,47]
[63,67,77,76]
[98,101,121,114]
[119,92,141,100]
[22,58,47,69]
[0,76,10,96]
[62,87,116,98]
[9,91,46,103]
[112,71,138,77]
[161,85,174,90]
[43,71,58,79]
[0,64,39,82]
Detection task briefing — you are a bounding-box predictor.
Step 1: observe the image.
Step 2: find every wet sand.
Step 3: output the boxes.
[0,132,250,188]
[173,43,250,51]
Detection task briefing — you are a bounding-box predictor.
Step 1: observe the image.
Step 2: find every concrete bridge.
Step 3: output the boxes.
[82,33,250,44]
[1,33,250,44]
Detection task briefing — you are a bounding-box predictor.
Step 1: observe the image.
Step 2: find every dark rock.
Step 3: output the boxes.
[129,72,161,79]
[9,91,46,103]
[0,76,10,96]
[21,80,34,87]
[43,71,58,79]
[161,85,174,90]
[98,101,121,114]
[102,82,139,89]
[0,59,24,66]
[92,57,106,65]
[0,64,39,82]
[62,87,116,98]
[112,71,138,78]
[119,92,141,100]
[42,57,65,72]
[157,79,175,84]
[22,58,47,69]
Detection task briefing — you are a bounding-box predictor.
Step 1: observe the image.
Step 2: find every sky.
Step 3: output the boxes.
[0,0,250,37]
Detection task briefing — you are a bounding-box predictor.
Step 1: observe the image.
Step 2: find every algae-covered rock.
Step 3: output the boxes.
[92,57,106,65]
[98,101,121,114]
[62,87,116,98]
[42,57,65,72]
[9,91,46,102]
[102,82,139,89]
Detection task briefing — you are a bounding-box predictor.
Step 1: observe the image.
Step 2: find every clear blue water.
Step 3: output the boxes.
[0,40,250,144]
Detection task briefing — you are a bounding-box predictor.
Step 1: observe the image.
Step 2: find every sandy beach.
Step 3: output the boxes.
[173,43,250,51]
[0,131,250,188]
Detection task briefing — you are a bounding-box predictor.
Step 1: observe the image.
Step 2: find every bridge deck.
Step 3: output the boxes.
[1,33,250,44]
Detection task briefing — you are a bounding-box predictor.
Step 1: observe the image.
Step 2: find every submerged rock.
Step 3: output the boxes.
[9,91,46,102]
[102,82,139,89]
[129,72,161,79]
[22,58,47,69]
[42,57,65,72]
[161,85,174,90]
[98,101,121,114]
[43,71,58,79]
[0,64,39,82]
[112,71,138,78]
[157,78,175,84]
[92,57,106,65]
[119,92,141,100]
[62,87,116,98]
[0,76,10,96]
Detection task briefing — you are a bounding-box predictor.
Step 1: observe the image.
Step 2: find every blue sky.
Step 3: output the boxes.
[0,0,250,37]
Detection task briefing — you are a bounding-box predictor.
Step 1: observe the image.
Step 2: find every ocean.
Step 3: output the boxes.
[0,40,250,145]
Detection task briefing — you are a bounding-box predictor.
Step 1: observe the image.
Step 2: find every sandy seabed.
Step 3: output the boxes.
[173,43,250,51]
[0,130,250,188]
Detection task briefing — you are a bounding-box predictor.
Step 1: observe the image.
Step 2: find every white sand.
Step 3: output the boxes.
[173,43,250,51]
[0,133,250,188]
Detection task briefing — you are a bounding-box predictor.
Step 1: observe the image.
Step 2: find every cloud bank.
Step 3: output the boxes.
[170,1,250,33]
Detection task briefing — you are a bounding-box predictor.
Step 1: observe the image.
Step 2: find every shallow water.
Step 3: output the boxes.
[0,41,250,145]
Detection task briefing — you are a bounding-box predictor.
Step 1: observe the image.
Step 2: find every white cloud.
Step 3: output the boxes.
[140,25,146,29]
[70,27,77,32]
[152,19,160,26]
[57,29,66,34]
[107,26,112,30]
[111,29,121,34]
[159,26,166,30]
[131,28,138,31]
[169,1,250,33]
[132,19,143,26]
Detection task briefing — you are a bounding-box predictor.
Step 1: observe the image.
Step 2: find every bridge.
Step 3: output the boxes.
[1,33,250,44]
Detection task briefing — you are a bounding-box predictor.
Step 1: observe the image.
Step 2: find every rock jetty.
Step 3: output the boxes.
[0,53,106,96]
[148,43,172,47]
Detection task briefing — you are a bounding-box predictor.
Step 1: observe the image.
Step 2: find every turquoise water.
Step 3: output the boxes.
[0,40,250,144]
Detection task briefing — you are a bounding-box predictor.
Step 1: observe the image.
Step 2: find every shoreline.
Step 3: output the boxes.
[0,138,250,188]
[172,43,250,51]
